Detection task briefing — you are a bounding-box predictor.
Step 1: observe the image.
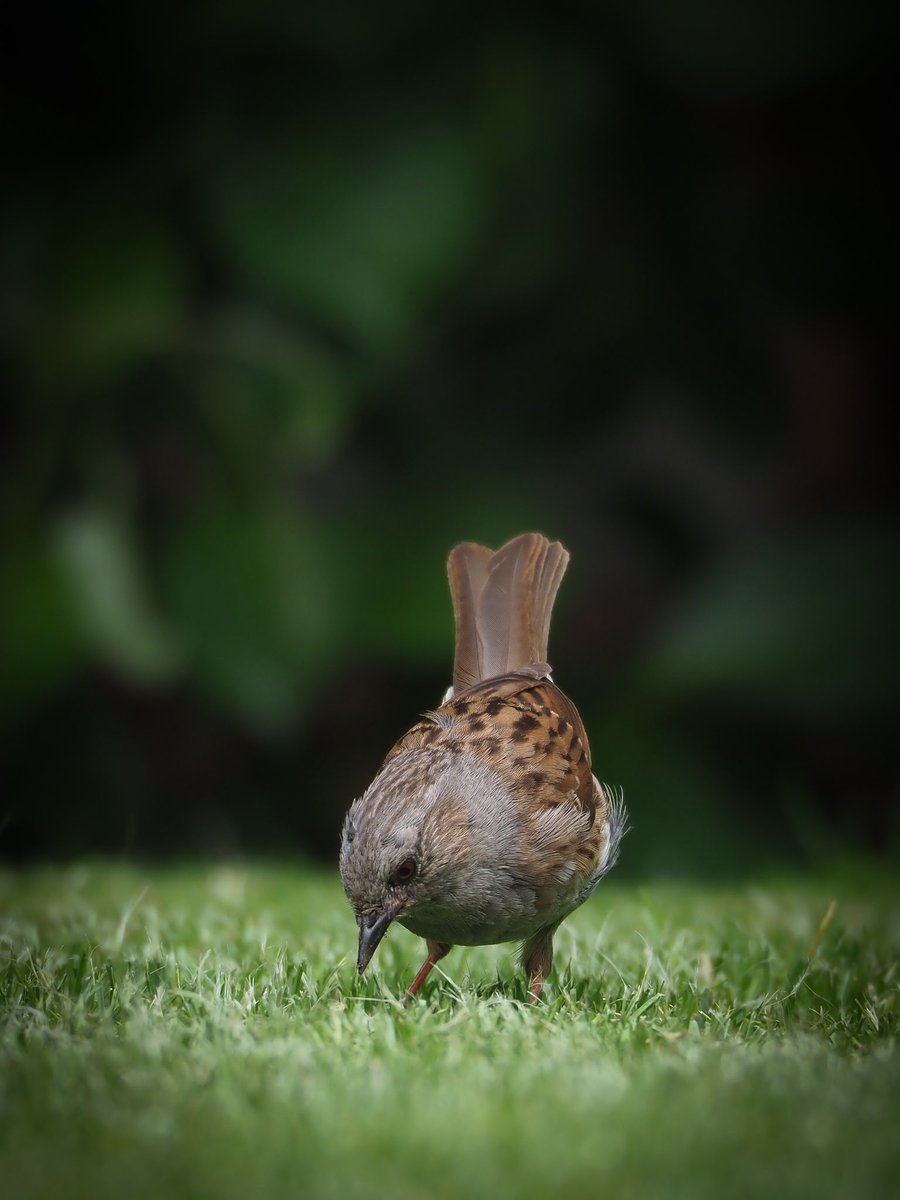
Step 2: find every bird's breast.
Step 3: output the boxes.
[398,908,546,946]
[397,866,590,946]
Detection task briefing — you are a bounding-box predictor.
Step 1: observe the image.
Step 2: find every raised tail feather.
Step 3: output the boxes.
[447,533,570,692]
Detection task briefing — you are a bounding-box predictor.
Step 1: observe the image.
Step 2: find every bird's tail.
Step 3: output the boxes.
[446,532,570,693]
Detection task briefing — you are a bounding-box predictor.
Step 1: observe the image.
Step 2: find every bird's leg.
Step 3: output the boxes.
[522,926,556,1004]
[406,940,451,998]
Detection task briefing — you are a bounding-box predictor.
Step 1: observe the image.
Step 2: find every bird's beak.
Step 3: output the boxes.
[357,908,393,974]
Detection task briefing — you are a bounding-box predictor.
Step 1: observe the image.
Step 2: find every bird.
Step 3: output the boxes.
[339,532,626,1002]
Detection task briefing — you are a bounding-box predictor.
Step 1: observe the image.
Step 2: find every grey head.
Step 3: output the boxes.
[340,747,520,973]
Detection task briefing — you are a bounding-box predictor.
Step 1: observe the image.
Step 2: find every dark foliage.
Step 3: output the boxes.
[2,2,898,872]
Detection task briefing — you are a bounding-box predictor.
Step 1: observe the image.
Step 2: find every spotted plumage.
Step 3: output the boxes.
[339,533,626,1001]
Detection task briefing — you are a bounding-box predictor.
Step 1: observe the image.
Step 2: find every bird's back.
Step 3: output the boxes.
[383,667,619,939]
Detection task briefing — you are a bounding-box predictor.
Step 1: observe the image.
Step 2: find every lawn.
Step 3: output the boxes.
[1,863,898,1200]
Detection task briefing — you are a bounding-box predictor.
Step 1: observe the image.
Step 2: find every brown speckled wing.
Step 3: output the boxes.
[387,669,592,809]
[381,669,605,907]
[453,673,594,811]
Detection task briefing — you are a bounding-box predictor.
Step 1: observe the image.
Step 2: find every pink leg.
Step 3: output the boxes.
[406,941,451,997]
[528,972,544,1003]
[522,926,556,1004]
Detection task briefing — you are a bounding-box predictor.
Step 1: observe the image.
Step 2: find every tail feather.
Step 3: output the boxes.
[447,542,493,693]
[533,538,569,678]
[447,533,570,692]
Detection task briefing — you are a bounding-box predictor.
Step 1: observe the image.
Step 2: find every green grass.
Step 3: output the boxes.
[1,863,898,1200]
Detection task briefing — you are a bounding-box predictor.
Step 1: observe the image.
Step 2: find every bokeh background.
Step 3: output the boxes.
[2,1,897,877]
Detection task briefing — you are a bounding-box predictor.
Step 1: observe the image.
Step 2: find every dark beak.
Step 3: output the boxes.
[357,909,393,974]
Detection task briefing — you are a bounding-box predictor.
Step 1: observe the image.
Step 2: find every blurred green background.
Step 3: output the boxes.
[2,1,897,875]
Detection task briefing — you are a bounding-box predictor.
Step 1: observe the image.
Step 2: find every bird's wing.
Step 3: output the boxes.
[448,672,594,809]
[383,668,592,805]
[450,673,610,908]
[378,669,610,908]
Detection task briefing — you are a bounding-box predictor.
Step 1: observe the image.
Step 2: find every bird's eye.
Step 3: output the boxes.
[393,857,417,884]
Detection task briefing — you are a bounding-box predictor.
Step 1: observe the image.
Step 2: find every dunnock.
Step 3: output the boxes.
[339,533,625,1001]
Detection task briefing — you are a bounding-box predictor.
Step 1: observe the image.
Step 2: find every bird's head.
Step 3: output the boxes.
[339,748,491,974]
